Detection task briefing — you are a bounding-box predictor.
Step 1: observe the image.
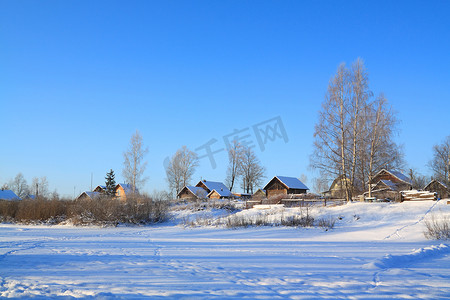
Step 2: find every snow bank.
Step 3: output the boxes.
[364,244,450,269]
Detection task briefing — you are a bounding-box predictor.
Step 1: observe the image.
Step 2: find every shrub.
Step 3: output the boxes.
[424,214,450,240]
[316,217,336,230]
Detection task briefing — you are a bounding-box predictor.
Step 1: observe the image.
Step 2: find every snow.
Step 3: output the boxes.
[1,200,450,299]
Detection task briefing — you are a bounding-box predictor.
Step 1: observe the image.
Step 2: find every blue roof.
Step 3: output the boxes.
[0,189,21,201]
[197,180,232,195]
[268,176,309,190]
[116,183,138,194]
[387,170,412,184]
[186,186,208,198]
[208,188,233,198]
[378,180,398,190]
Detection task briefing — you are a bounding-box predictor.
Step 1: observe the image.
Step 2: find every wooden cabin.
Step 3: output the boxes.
[424,180,449,199]
[75,191,101,201]
[369,169,412,191]
[263,176,309,198]
[327,175,362,199]
[93,185,106,193]
[177,186,208,200]
[115,183,136,202]
[195,180,232,199]
[253,189,267,199]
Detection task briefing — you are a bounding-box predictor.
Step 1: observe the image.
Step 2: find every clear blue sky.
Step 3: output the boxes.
[1,0,449,197]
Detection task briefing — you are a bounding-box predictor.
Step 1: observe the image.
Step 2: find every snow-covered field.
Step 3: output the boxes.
[1,200,450,299]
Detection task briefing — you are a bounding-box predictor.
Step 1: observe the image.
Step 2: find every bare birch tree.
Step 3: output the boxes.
[310,63,352,201]
[123,130,148,193]
[311,59,403,201]
[165,146,199,195]
[428,135,450,185]
[31,176,49,198]
[9,173,29,199]
[240,146,266,194]
[225,140,244,192]
[362,94,403,197]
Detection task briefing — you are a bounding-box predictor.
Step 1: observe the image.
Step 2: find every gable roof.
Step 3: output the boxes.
[115,183,137,194]
[207,188,232,198]
[0,189,21,201]
[264,176,309,190]
[374,180,398,190]
[424,180,448,190]
[196,180,231,194]
[178,186,208,198]
[76,191,101,200]
[372,169,412,185]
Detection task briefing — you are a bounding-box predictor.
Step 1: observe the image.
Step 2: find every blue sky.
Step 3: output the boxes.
[1,0,449,197]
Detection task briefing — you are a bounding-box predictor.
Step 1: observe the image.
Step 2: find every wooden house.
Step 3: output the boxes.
[177,186,208,200]
[423,180,449,199]
[369,169,412,191]
[195,180,232,199]
[115,183,136,202]
[253,189,267,199]
[263,176,309,198]
[327,175,362,199]
[93,185,106,193]
[75,191,101,201]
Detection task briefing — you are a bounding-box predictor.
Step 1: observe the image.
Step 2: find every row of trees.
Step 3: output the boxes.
[165,141,266,196]
[3,175,53,199]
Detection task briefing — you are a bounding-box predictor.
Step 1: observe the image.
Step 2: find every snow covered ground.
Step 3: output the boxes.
[1,200,450,299]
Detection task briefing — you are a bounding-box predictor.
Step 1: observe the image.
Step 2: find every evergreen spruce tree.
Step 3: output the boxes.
[105,169,116,197]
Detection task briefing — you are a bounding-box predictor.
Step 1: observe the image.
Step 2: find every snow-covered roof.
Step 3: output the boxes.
[0,189,21,201]
[76,191,101,200]
[186,186,208,198]
[424,180,448,190]
[207,188,232,198]
[267,176,309,190]
[116,183,137,194]
[387,170,412,184]
[378,180,398,190]
[197,180,231,194]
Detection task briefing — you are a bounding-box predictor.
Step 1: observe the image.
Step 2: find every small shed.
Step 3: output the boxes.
[177,186,208,200]
[327,175,362,198]
[423,180,449,199]
[263,176,309,198]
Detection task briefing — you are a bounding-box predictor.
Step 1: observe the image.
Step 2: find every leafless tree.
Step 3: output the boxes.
[408,168,428,190]
[428,136,450,186]
[225,140,244,192]
[362,94,404,197]
[123,130,148,193]
[165,146,199,196]
[311,59,403,201]
[9,173,29,199]
[240,146,266,194]
[31,176,49,198]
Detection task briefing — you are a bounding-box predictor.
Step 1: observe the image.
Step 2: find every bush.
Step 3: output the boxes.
[424,214,450,240]
[0,195,169,226]
[316,217,336,230]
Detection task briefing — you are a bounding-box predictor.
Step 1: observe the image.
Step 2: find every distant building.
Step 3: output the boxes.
[423,180,449,199]
[252,189,267,199]
[76,191,102,201]
[368,169,412,191]
[177,186,208,200]
[115,183,136,202]
[326,175,362,199]
[263,176,309,198]
[0,189,21,201]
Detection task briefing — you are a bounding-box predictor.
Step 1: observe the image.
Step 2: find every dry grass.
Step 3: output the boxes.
[424,214,450,240]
